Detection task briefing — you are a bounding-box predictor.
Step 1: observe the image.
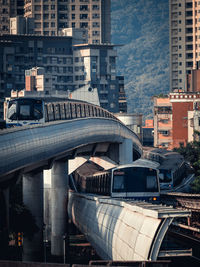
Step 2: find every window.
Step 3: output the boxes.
[72,14,75,19]
[80,13,88,19]
[80,22,88,28]
[51,13,55,18]
[71,5,75,10]
[80,5,88,11]
[51,5,55,10]
[92,13,99,18]
[43,5,49,10]
[43,22,49,27]
[92,5,99,10]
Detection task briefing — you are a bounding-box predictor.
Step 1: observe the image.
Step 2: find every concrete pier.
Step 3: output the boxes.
[119,138,133,164]
[23,171,43,261]
[51,159,68,256]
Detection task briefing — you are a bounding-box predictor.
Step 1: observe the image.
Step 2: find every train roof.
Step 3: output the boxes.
[143,147,185,171]
[7,97,89,104]
[113,158,160,171]
[75,161,104,178]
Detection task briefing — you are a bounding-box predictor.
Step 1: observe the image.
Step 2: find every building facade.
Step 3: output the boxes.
[153,96,173,149]
[0,0,24,34]
[169,0,200,92]
[0,34,119,119]
[154,92,200,149]
[73,43,119,111]
[22,0,110,44]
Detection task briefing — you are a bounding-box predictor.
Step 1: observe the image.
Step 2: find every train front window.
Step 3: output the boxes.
[159,170,172,183]
[7,101,17,120]
[115,167,158,192]
[113,174,125,192]
[19,104,31,119]
[146,175,157,190]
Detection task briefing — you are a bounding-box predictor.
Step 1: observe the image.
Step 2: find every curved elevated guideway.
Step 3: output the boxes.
[0,116,142,183]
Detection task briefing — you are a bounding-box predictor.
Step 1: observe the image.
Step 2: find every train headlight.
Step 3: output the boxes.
[153,197,157,201]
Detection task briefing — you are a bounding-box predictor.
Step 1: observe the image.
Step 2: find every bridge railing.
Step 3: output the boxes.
[44,100,118,123]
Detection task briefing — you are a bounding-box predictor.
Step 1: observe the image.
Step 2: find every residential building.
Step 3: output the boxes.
[23,0,111,44]
[187,68,200,92]
[170,92,200,147]
[0,0,24,34]
[154,92,200,149]
[0,34,119,119]
[73,43,119,112]
[142,120,154,147]
[117,76,127,113]
[25,67,52,92]
[169,0,200,92]
[10,16,34,35]
[153,96,173,149]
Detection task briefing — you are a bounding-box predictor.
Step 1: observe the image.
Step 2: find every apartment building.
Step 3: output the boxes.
[170,0,200,92]
[23,0,110,44]
[0,34,120,119]
[153,96,173,149]
[0,0,24,34]
[73,43,119,111]
[154,92,200,149]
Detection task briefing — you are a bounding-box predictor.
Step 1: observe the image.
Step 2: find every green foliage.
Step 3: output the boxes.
[191,176,200,193]
[9,180,39,240]
[174,141,200,193]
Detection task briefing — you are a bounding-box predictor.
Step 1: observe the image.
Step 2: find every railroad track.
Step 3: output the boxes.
[161,192,200,212]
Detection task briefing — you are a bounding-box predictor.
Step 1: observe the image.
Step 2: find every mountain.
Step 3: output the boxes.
[111,0,169,119]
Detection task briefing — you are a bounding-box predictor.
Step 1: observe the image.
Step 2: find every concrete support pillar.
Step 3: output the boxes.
[51,159,68,256]
[43,169,52,242]
[119,138,133,165]
[23,171,43,262]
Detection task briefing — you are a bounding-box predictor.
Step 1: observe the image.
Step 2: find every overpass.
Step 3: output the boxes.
[0,109,143,261]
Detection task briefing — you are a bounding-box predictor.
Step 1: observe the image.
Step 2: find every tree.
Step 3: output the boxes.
[174,141,200,193]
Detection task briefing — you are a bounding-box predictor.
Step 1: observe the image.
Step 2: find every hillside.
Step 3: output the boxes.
[111,0,169,119]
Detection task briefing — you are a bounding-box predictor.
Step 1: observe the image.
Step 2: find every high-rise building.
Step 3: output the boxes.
[169,0,200,92]
[0,33,119,119]
[23,0,111,44]
[0,0,24,34]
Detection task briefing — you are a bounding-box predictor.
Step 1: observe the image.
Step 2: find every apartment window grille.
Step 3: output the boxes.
[80,5,88,11]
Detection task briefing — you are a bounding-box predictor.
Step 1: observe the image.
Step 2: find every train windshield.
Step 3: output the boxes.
[113,167,158,193]
[7,99,43,120]
[159,170,172,183]
[7,101,17,120]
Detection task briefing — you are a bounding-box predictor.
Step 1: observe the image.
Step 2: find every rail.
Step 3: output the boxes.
[161,192,200,212]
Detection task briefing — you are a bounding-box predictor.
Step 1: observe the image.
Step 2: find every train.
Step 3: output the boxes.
[143,148,189,191]
[158,152,188,190]
[4,97,116,127]
[71,158,160,203]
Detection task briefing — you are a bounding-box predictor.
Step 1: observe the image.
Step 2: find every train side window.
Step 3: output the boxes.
[33,103,43,120]
[44,105,49,122]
